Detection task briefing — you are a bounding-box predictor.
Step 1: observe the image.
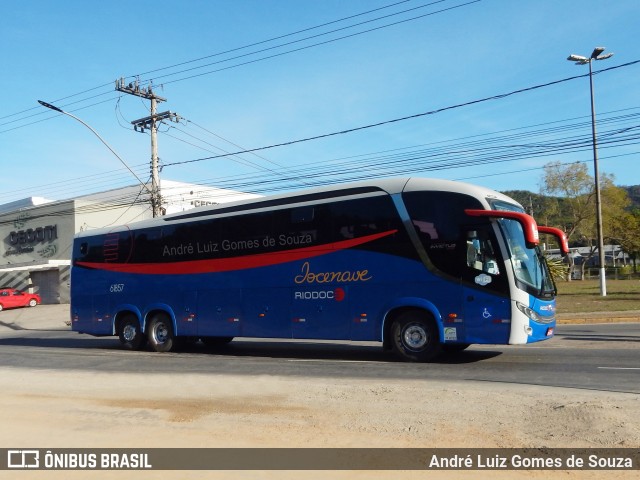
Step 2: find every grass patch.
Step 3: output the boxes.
[555,279,640,314]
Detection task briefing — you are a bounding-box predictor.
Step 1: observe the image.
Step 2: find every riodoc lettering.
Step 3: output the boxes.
[294,262,372,284]
[294,287,346,302]
[295,291,333,300]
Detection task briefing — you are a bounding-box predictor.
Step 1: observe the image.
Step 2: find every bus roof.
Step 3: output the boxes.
[76,177,523,236]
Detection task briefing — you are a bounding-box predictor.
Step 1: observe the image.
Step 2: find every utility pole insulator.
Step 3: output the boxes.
[115,77,166,102]
[131,111,181,133]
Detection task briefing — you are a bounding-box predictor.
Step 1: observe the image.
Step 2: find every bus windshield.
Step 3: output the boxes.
[488,200,555,298]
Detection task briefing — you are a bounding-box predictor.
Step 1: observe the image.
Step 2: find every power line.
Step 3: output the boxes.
[3,63,638,205]
[144,1,473,86]
[187,120,287,170]
[454,151,640,184]
[163,61,640,169]
[0,1,467,132]
[0,82,114,122]
[167,120,315,188]
[162,126,279,173]
[0,96,121,134]
[159,109,640,197]
[4,102,636,205]
[131,0,415,79]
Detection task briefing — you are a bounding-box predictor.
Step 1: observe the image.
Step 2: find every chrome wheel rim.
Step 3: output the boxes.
[154,322,169,343]
[123,324,137,342]
[403,324,428,350]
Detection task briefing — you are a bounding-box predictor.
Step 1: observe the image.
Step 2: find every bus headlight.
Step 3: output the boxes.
[516,301,540,322]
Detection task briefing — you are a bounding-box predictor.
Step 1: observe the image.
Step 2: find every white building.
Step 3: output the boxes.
[0,180,259,304]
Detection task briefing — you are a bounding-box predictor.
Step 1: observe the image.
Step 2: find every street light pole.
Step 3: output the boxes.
[38,100,155,215]
[567,47,613,297]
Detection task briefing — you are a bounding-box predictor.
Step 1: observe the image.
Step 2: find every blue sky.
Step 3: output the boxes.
[1,0,638,205]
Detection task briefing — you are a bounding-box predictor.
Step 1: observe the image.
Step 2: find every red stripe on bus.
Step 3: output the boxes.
[76,229,397,275]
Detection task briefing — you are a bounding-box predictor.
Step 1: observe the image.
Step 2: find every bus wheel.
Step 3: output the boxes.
[118,314,145,350]
[391,312,441,362]
[147,314,175,353]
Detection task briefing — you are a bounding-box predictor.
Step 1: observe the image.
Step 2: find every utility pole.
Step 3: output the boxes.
[115,78,181,217]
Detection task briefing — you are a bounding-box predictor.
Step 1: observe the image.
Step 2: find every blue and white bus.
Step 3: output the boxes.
[70,177,567,361]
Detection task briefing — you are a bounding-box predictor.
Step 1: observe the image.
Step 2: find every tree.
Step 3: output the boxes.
[539,162,591,280]
[540,162,593,239]
[609,207,640,273]
[539,161,637,279]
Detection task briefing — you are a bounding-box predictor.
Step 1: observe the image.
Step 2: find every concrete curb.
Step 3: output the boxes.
[556,309,640,324]
[557,315,640,324]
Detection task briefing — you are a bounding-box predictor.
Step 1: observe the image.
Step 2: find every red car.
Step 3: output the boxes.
[0,288,41,311]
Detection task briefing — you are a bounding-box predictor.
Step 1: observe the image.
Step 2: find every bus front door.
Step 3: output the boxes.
[460,226,510,344]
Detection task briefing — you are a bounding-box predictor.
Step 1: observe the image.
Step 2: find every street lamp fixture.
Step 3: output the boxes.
[37,100,157,215]
[566,47,613,296]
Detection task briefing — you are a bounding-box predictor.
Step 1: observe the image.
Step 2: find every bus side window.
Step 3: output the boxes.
[466,230,500,275]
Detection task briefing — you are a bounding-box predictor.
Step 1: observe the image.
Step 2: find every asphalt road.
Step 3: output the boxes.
[0,305,638,395]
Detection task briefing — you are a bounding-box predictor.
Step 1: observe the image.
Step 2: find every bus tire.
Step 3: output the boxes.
[391,311,441,362]
[147,313,175,353]
[118,314,145,350]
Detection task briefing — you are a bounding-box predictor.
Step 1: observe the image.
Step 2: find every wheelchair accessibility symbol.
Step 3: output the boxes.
[482,308,492,319]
